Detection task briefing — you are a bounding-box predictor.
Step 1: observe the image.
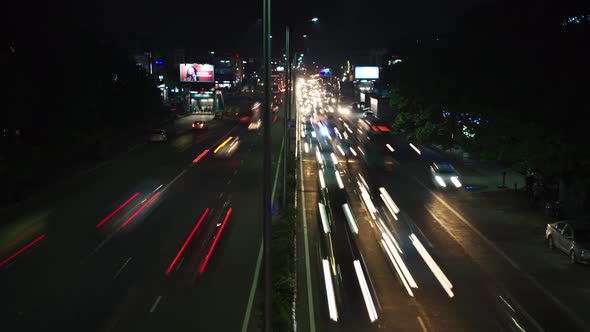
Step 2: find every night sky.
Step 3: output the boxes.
[13,0,492,66]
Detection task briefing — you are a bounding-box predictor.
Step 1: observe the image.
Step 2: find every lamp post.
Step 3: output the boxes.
[262,0,272,330]
[282,26,290,209]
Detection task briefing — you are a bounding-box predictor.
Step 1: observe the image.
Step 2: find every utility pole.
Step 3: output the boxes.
[282,26,290,209]
[262,0,272,329]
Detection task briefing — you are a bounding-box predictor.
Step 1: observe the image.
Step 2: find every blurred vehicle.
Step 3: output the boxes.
[214,136,240,158]
[192,121,205,129]
[248,118,262,130]
[149,129,168,142]
[363,110,375,118]
[235,101,262,124]
[546,220,590,264]
[430,162,462,188]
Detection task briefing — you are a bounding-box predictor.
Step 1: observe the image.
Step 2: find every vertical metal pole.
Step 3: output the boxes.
[282,26,290,209]
[263,0,272,330]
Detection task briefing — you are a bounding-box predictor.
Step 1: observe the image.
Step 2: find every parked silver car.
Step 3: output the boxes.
[546,220,590,264]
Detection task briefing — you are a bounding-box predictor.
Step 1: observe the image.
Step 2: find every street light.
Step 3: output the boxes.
[302,34,308,38]
[310,17,319,22]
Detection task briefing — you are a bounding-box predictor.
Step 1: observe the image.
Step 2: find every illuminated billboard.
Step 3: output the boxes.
[180,63,214,82]
[319,68,332,77]
[354,66,379,80]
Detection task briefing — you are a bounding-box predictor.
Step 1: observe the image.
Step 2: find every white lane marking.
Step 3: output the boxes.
[299,129,317,331]
[417,316,429,332]
[160,169,188,196]
[111,257,132,282]
[241,134,285,332]
[152,184,163,193]
[149,295,162,313]
[175,256,185,272]
[414,176,584,328]
[240,241,263,332]
[271,138,285,205]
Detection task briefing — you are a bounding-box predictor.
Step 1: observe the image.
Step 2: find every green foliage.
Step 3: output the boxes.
[388,0,589,176]
[270,150,298,331]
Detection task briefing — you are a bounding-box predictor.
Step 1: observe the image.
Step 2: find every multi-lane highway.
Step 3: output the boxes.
[295,77,590,332]
[0,104,286,331]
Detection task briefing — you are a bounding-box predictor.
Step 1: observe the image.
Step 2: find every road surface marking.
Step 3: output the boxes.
[240,241,263,332]
[111,257,132,282]
[417,316,429,332]
[299,133,317,332]
[162,169,188,194]
[414,176,584,329]
[175,257,185,272]
[271,138,285,208]
[149,295,162,313]
[241,135,284,332]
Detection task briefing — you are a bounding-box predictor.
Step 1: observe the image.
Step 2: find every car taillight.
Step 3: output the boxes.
[192,124,195,127]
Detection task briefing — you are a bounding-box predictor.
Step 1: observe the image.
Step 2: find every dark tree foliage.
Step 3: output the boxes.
[390,0,590,176]
[5,6,165,164]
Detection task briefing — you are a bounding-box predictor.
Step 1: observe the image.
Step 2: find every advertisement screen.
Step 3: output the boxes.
[319,68,332,77]
[354,66,379,80]
[180,63,214,82]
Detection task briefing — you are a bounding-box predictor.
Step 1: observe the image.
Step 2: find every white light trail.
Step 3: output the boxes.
[311,131,316,138]
[343,131,349,140]
[322,259,339,322]
[304,142,309,153]
[319,203,330,234]
[353,260,379,322]
[359,182,377,219]
[380,194,399,220]
[409,143,421,155]
[378,187,400,213]
[378,221,417,288]
[381,239,415,297]
[358,174,369,191]
[330,153,338,166]
[342,203,358,234]
[335,171,344,189]
[319,169,326,189]
[336,145,346,156]
[386,144,394,152]
[315,148,323,165]
[410,234,454,298]
[350,147,357,156]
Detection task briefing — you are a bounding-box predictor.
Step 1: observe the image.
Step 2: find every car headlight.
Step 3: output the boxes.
[435,176,447,187]
[450,176,462,188]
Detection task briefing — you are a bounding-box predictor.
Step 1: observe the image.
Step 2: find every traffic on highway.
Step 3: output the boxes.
[295,76,589,332]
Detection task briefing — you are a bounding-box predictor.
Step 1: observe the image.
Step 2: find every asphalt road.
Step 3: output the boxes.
[0,105,286,331]
[295,80,589,332]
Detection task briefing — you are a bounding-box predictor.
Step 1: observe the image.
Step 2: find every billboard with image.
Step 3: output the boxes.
[354,66,379,80]
[319,68,332,77]
[180,63,215,82]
